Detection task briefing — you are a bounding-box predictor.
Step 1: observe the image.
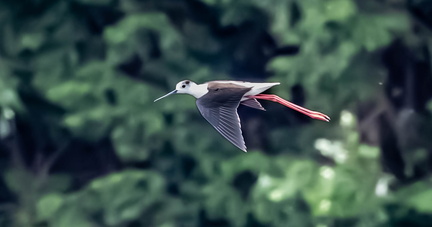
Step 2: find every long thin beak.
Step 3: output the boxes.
[154,90,177,102]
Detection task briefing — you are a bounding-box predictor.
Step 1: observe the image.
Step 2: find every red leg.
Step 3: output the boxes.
[248,94,330,122]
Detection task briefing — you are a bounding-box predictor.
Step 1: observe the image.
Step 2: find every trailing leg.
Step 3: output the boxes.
[248,94,330,122]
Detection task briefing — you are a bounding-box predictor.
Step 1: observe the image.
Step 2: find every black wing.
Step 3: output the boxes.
[196,84,250,152]
[241,98,265,111]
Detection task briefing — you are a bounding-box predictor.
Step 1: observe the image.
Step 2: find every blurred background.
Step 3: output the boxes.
[1,0,432,226]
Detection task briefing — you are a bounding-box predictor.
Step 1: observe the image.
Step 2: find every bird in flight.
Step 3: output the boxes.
[154,80,330,152]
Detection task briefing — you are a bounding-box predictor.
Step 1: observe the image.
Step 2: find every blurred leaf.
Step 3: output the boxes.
[63,107,112,141]
[397,182,432,213]
[3,169,32,195]
[37,193,64,220]
[39,170,167,226]
[351,13,410,51]
[20,32,45,50]
[406,189,432,213]
[324,0,357,21]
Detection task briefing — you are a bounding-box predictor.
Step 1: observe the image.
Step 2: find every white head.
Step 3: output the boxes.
[154,80,208,102]
[174,80,197,94]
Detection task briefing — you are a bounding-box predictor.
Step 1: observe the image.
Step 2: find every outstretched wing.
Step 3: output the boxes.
[196,83,251,152]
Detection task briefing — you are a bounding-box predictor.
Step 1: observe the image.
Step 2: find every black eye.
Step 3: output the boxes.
[185,81,190,84]
[181,85,186,88]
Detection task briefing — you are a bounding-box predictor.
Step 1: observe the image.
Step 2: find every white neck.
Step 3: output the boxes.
[188,83,208,99]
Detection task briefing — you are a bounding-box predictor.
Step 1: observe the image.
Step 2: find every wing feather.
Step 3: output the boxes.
[196,84,250,152]
[240,99,266,111]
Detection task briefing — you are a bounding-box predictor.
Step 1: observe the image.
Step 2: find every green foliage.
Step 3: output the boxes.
[36,170,167,226]
[0,0,432,226]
